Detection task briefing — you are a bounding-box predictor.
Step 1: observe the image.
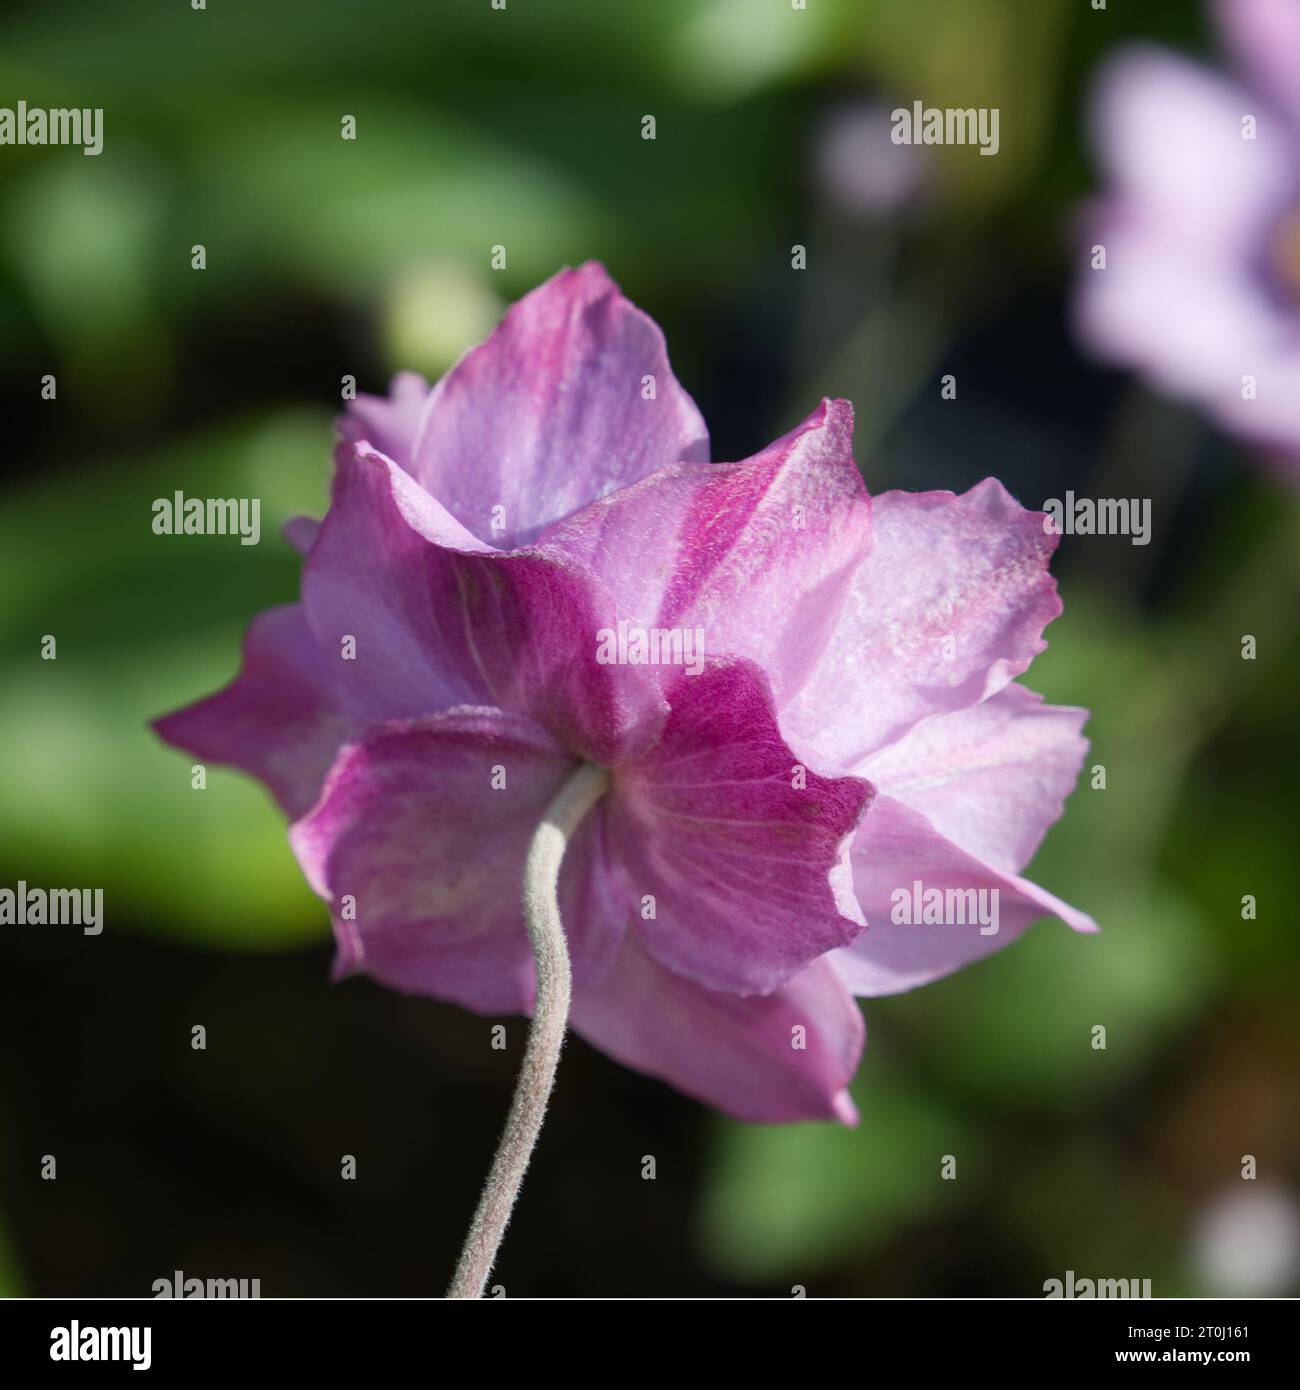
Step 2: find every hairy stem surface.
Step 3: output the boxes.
[446,761,610,1299]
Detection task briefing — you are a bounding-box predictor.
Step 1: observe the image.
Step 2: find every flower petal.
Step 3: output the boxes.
[1075,204,1300,455]
[1088,48,1295,254]
[406,262,709,546]
[571,933,864,1123]
[338,370,430,472]
[289,709,627,1014]
[1075,47,1300,455]
[282,514,321,556]
[542,398,871,706]
[782,479,1062,769]
[1075,211,1285,400]
[1215,0,1300,131]
[302,442,667,764]
[832,795,1096,999]
[857,684,1089,876]
[153,604,350,819]
[607,659,872,996]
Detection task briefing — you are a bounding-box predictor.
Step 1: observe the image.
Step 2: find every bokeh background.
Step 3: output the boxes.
[2,0,1298,1297]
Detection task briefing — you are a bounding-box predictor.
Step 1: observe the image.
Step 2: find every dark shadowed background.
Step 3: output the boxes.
[1,0,1298,1296]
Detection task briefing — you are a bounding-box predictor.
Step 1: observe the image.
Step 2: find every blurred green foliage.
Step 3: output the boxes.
[0,412,330,947]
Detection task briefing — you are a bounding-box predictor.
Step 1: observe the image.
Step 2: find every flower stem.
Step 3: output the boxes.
[446,760,610,1299]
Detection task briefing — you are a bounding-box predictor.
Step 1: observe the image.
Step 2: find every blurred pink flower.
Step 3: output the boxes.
[1075,0,1300,478]
[816,101,928,216]
[157,263,1093,1122]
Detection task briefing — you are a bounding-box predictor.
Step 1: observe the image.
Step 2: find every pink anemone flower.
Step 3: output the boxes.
[156,263,1093,1129]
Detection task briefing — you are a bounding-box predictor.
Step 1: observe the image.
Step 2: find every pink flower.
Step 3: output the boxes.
[1074,0,1300,477]
[156,263,1093,1123]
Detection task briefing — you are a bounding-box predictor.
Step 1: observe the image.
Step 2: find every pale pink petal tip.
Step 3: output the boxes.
[832,1089,860,1127]
[281,514,321,556]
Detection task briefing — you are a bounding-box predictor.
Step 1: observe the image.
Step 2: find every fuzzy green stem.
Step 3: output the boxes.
[446,761,610,1299]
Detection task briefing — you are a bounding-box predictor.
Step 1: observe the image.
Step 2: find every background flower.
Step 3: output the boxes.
[1074,0,1300,479]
